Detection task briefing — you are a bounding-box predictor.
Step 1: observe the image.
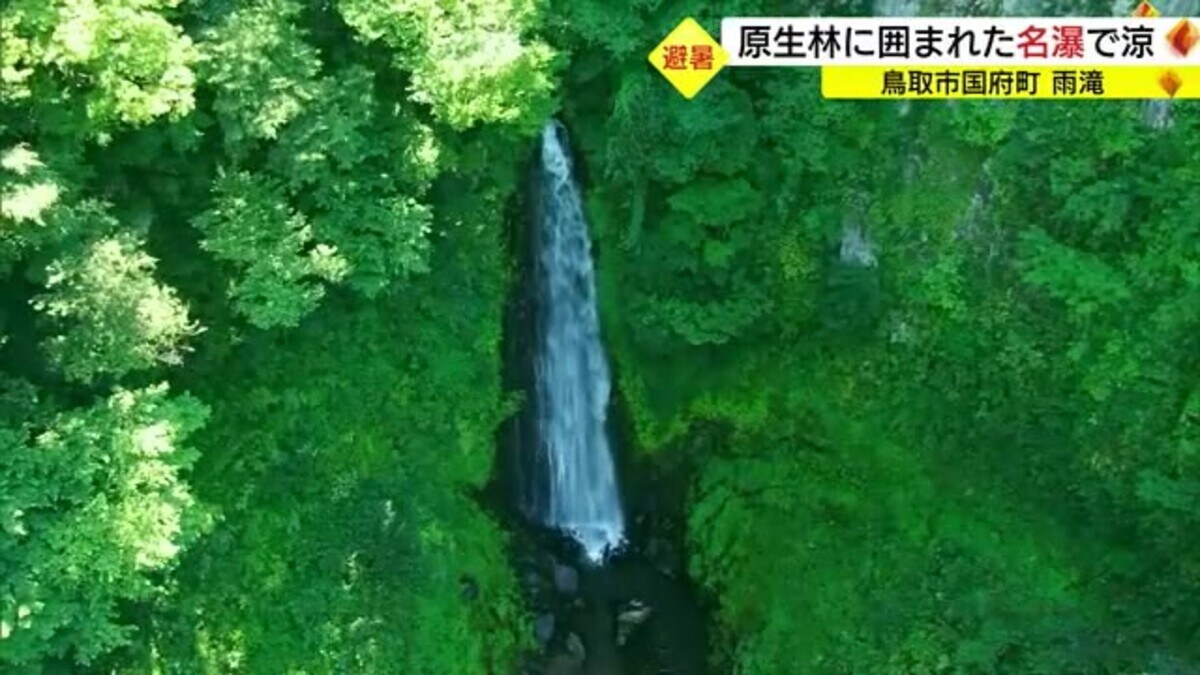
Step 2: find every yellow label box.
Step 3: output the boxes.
[822,65,1200,99]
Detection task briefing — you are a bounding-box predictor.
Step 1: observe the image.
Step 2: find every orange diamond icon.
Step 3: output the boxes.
[1159,70,1183,97]
[1132,1,1159,16]
[1166,19,1198,57]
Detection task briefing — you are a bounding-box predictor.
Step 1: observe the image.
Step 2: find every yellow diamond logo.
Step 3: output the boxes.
[649,18,729,100]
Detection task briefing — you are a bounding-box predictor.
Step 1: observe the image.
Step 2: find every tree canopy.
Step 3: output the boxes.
[2,0,549,669]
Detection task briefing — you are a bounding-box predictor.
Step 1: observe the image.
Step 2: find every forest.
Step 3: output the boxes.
[1,0,1199,673]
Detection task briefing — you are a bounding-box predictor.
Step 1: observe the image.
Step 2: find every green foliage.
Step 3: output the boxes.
[1,0,555,670]
[337,0,558,130]
[197,0,322,148]
[818,260,883,338]
[34,229,200,383]
[193,170,347,329]
[0,0,196,131]
[153,192,525,673]
[0,144,64,268]
[265,66,436,297]
[196,2,446,315]
[0,384,209,666]
[684,388,1113,674]
[553,3,1200,673]
[944,100,1018,147]
[1018,227,1133,319]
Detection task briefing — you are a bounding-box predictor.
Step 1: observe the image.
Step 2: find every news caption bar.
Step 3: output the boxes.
[649,10,1200,99]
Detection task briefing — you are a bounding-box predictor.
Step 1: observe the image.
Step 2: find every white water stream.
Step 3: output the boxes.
[532,121,626,564]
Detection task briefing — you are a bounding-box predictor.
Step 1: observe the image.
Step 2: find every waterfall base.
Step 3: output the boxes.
[500,525,708,675]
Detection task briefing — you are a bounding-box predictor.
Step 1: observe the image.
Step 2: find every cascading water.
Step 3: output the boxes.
[529,120,626,564]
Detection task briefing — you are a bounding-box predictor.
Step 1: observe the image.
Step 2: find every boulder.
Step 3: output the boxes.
[524,570,543,589]
[553,563,579,595]
[616,599,652,647]
[565,632,586,662]
[534,612,556,645]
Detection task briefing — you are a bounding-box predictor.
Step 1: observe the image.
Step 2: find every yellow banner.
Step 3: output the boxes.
[822,66,1200,99]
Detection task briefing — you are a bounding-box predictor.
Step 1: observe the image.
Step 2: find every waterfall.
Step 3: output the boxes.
[530,121,626,564]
